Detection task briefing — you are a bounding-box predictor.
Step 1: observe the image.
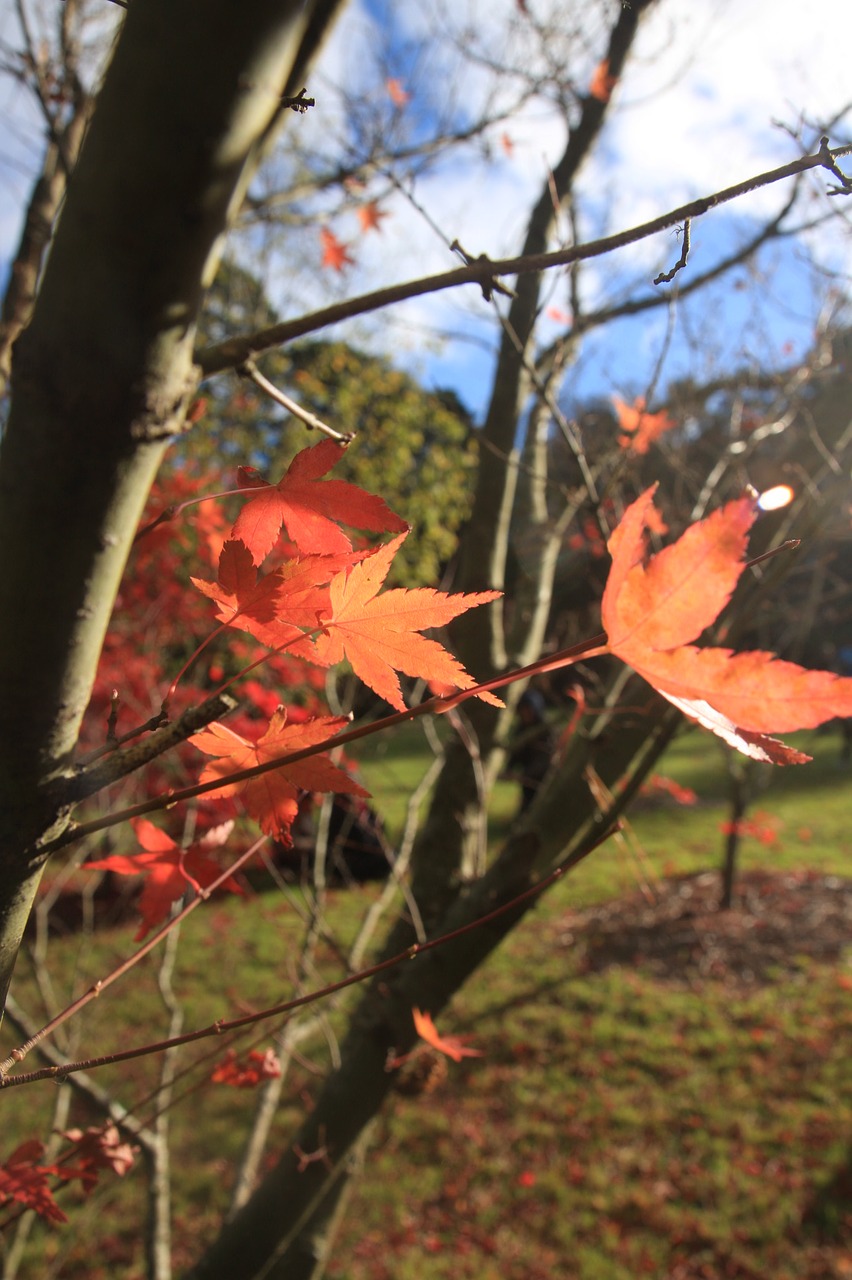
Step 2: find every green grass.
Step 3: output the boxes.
[1,725,850,1278]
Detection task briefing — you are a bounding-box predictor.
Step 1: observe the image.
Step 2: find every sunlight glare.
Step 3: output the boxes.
[757,485,794,512]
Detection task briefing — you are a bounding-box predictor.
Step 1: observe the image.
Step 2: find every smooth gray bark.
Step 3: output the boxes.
[0,0,331,1011]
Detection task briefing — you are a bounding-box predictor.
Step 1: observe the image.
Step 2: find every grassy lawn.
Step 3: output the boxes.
[1,725,850,1278]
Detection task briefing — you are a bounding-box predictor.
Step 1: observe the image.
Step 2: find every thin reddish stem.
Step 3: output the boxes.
[46,635,609,855]
[0,835,269,1078]
[0,822,617,1089]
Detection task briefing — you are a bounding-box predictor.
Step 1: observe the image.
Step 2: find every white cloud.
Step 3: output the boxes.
[1,0,849,412]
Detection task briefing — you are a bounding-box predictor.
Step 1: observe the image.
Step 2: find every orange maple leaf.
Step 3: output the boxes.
[613,395,675,455]
[500,131,514,157]
[589,58,617,103]
[357,201,388,233]
[320,226,354,271]
[386,77,410,107]
[412,1009,483,1063]
[191,709,368,842]
[85,819,240,939]
[310,533,501,712]
[602,487,852,764]
[231,439,407,566]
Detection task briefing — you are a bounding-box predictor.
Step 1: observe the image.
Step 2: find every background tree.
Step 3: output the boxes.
[192,261,478,587]
[0,1,851,1277]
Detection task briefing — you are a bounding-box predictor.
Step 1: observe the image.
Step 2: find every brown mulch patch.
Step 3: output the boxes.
[557,868,852,984]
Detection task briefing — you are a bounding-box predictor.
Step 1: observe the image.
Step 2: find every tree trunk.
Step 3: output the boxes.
[0,0,337,1014]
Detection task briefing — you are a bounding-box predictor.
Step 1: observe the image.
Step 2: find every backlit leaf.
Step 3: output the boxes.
[603,488,852,763]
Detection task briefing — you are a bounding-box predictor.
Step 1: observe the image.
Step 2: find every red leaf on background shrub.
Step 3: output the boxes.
[589,58,617,103]
[60,1124,137,1191]
[386,77,410,106]
[86,819,240,939]
[357,201,388,233]
[191,709,367,842]
[311,533,501,711]
[211,1048,282,1088]
[231,439,407,566]
[412,1009,483,1062]
[613,395,675,454]
[0,1141,67,1224]
[602,487,852,762]
[319,226,354,271]
[720,811,781,847]
[641,774,698,805]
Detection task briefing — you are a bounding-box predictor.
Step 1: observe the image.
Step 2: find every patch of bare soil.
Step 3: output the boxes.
[557,869,852,984]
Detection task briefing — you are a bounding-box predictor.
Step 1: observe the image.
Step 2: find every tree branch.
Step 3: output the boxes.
[196,141,852,376]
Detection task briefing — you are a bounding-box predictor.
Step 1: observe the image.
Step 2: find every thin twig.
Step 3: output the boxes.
[0,824,618,1089]
[41,635,610,857]
[0,835,269,1077]
[238,360,353,443]
[196,142,852,375]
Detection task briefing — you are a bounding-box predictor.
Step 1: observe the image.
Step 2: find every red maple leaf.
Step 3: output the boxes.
[86,818,241,939]
[60,1124,137,1191]
[0,1141,67,1224]
[602,487,852,763]
[191,709,368,842]
[211,1047,282,1088]
[613,395,675,455]
[357,201,388,233]
[386,77,410,107]
[589,58,617,103]
[192,537,354,652]
[231,439,408,566]
[412,1009,483,1063]
[320,226,354,271]
[311,533,501,711]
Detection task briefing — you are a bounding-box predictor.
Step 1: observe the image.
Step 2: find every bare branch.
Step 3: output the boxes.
[653,218,691,285]
[239,358,353,442]
[197,141,852,376]
[65,691,239,805]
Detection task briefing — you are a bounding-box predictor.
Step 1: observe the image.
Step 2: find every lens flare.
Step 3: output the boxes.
[757,485,794,512]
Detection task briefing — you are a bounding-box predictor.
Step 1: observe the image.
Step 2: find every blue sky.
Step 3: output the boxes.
[1,0,850,422]
[308,0,852,416]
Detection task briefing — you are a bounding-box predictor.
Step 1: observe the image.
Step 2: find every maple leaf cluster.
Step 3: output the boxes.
[83,439,498,939]
[211,1047,282,1088]
[83,467,327,757]
[0,1125,135,1225]
[186,442,498,833]
[320,204,390,272]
